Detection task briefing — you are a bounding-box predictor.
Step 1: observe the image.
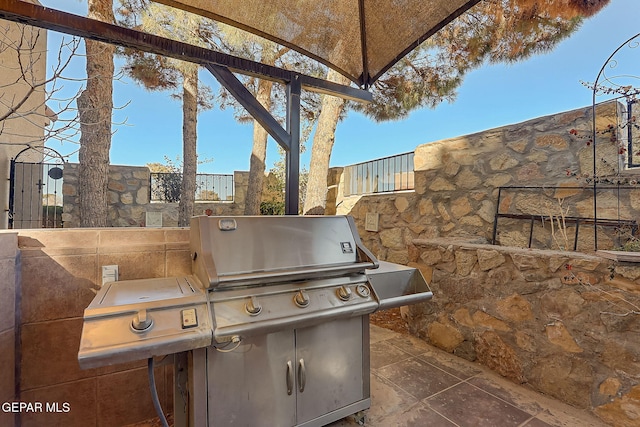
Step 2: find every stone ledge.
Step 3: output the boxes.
[413,238,605,263]
[597,250,640,263]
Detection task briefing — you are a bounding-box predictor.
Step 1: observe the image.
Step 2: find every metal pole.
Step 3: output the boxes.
[591,32,640,251]
[285,75,302,215]
[628,99,635,167]
[591,101,597,251]
[491,187,502,245]
[8,158,15,229]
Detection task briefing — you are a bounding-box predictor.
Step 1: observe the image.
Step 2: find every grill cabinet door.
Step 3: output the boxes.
[295,317,365,424]
[206,330,296,426]
[205,317,367,426]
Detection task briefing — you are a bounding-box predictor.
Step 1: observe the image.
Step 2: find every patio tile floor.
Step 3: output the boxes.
[329,325,608,427]
[132,324,608,427]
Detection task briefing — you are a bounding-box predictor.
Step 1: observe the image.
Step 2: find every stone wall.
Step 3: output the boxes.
[334,102,640,256]
[326,102,640,426]
[9,227,191,427]
[0,232,18,427]
[63,164,246,227]
[405,238,640,427]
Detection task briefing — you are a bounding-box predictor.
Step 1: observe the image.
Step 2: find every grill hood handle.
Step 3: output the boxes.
[347,216,379,270]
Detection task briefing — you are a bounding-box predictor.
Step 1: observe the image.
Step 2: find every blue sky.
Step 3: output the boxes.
[42,0,640,174]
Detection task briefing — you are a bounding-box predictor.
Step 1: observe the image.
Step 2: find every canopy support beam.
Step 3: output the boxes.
[357,0,370,89]
[285,76,301,215]
[206,64,301,214]
[206,64,291,150]
[0,0,373,215]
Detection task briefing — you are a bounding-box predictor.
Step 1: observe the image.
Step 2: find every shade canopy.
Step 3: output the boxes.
[155,0,481,88]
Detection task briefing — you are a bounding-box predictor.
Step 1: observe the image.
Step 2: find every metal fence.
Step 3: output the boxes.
[343,152,414,196]
[196,173,234,201]
[9,161,64,229]
[150,173,234,202]
[492,185,639,251]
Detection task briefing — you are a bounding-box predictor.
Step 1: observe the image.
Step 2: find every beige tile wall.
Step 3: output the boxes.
[0,232,17,427]
[16,227,189,427]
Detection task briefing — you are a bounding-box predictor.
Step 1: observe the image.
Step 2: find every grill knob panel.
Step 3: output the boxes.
[337,285,352,301]
[294,290,310,307]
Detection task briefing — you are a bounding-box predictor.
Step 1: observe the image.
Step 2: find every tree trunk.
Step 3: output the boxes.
[77,0,114,227]
[303,69,349,215]
[178,64,198,227]
[243,78,273,215]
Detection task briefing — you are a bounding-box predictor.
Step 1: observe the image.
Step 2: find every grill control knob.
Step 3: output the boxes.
[131,309,153,332]
[337,285,352,301]
[356,284,371,298]
[294,290,310,308]
[245,296,262,316]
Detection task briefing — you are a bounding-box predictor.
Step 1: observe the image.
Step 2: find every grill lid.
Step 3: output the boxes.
[190,215,379,289]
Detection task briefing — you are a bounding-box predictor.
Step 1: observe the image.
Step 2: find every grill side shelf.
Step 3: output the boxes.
[366,261,432,311]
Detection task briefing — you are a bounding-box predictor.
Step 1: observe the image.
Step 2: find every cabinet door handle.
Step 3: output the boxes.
[286,360,293,395]
[298,358,306,393]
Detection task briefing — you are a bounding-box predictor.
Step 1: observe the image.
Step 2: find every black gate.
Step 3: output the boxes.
[9,146,65,229]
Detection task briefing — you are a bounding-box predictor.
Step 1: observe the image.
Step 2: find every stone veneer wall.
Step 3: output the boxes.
[10,227,191,427]
[406,238,640,427]
[333,102,640,257]
[325,103,640,426]
[0,232,18,427]
[63,164,246,227]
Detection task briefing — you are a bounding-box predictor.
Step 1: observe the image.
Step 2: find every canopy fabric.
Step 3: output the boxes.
[154,0,481,88]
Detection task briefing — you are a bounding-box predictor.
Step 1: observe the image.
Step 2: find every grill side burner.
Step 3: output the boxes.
[78,215,433,427]
[78,276,211,369]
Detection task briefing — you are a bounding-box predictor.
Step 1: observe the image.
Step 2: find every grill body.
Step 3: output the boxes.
[78,216,432,426]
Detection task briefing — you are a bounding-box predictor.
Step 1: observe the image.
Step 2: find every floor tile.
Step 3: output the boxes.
[372,401,458,427]
[370,340,412,370]
[468,376,544,415]
[368,373,419,420]
[532,407,609,427]
[377,357,461,400]
[370,324,399,343]
[413,348,481,380]
[386,334,434,356]
[523,418,555,427]
[425,382,532,427]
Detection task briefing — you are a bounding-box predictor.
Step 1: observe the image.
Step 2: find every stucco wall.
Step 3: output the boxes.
[0,11,49,229]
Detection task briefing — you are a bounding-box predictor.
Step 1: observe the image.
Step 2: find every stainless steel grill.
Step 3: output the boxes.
[78,215,432,427]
